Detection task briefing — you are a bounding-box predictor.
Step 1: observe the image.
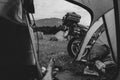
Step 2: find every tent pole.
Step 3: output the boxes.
[25,12,43,78]
[113,0,120,79]
[113,0,120,66]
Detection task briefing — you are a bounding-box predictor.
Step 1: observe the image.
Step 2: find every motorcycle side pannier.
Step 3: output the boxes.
[63,12,81,23]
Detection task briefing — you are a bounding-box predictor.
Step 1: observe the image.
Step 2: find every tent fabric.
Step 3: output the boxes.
[0,0,23,23]
[0,0,35,24]
[0,0,37,79]
[22,0,35,13]
[67,1,120,79]
[66,0,113,25]
[76,18,103,60]
[67,0,118,61]
[104,9,117,61]
[114,0,120,63]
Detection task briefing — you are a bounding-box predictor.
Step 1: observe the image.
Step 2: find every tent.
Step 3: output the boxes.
[66,0,120,80]
[1,0,120,80]
[0,0,42,80]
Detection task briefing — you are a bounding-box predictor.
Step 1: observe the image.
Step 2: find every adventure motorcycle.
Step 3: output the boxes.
[66,25,88,58]
[61,12,88,58]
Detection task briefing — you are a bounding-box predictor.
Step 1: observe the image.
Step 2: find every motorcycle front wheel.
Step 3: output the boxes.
[67,38,82,58]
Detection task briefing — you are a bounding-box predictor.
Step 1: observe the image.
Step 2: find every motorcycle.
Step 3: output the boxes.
[66,24,88,58]
[61,12,88,58]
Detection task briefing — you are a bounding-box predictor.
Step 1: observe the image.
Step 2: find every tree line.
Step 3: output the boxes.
[33,25,63,35]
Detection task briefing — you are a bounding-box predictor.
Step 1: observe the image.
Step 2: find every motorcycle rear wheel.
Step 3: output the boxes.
[67,38,82,58]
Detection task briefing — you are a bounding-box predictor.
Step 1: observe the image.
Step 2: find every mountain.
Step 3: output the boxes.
[35,18,62,27]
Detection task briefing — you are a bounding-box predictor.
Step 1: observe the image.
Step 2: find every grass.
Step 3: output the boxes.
[35,34,69,67]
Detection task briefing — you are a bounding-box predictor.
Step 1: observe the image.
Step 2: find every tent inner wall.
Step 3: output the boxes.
[103,9,117,62]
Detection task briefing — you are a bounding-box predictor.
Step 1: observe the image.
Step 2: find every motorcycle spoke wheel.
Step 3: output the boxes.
[67,38,82,58]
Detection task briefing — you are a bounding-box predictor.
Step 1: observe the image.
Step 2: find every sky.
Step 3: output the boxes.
[33,0,91,26]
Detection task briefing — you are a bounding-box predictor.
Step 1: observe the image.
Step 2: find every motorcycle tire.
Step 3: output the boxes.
[67,38,82,58]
